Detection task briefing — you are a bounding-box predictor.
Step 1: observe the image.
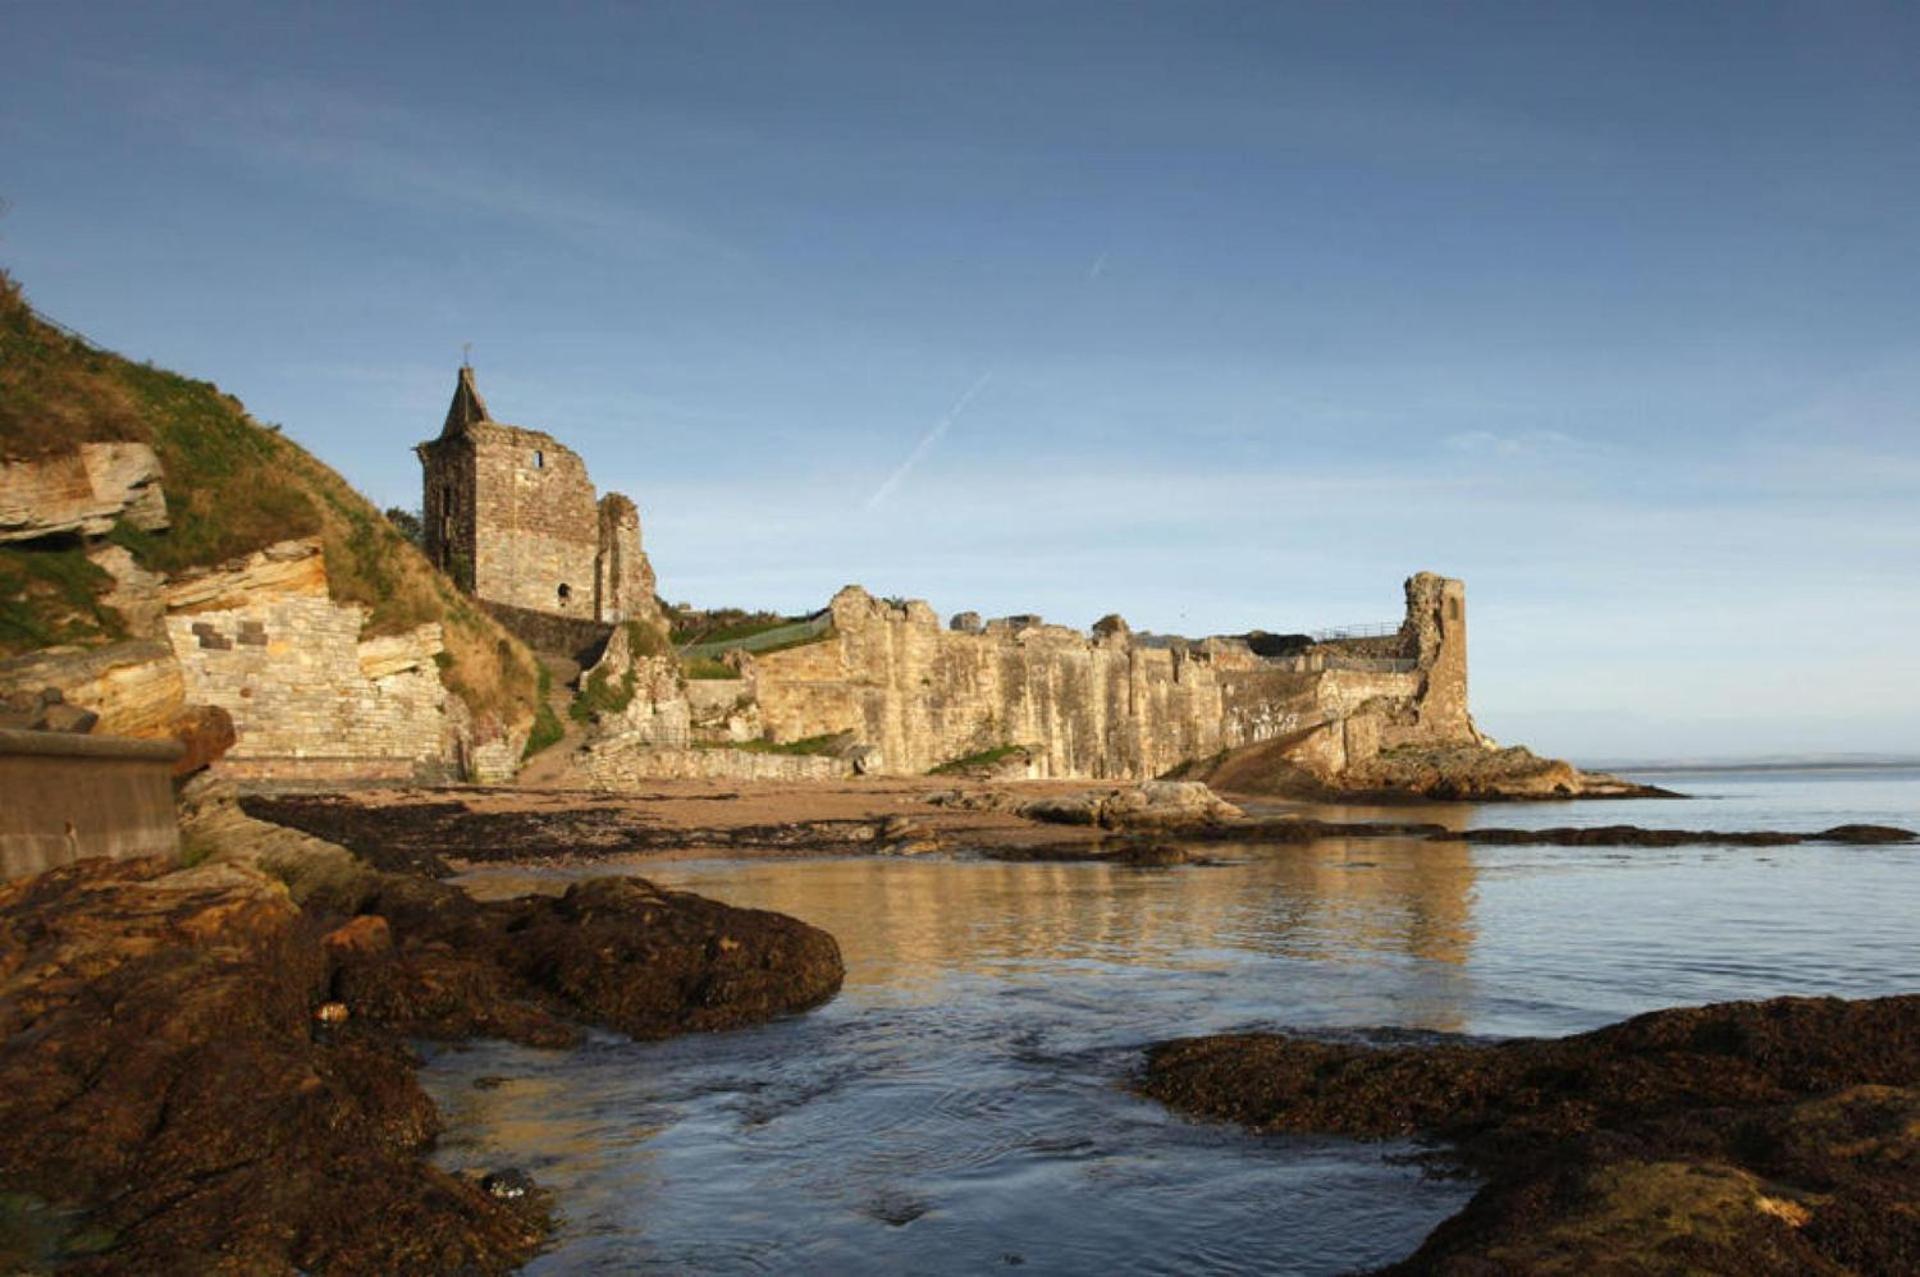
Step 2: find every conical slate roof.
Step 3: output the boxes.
[441,365,492,437]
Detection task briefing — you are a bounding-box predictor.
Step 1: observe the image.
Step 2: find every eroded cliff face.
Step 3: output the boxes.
[0,442,168,544]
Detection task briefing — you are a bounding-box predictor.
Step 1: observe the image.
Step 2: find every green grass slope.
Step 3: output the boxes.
[0,269,539,731]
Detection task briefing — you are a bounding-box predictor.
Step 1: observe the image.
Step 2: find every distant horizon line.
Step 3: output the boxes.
[1589,754,1920,775]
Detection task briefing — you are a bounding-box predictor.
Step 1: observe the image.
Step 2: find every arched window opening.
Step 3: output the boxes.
[533,449,545,469]
[557,583,572,609]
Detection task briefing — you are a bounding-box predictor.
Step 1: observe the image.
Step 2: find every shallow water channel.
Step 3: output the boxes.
[424,769,1920,1274]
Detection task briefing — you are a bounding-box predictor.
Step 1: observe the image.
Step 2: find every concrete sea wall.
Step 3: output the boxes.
[0,728,183,880]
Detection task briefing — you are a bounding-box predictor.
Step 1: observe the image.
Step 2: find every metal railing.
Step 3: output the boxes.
[1308,621,1402,642]
[25,303,108,353]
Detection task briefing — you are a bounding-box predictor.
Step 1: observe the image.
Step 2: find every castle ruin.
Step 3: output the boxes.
[416,367,658,645]
[418,368,1491,788]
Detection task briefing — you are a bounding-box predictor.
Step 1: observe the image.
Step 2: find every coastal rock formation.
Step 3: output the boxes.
[0,786,847,1272]
[0,539,517,783]
[1018,780,1243,829]
[1141,995,1920,1275]
[0,441,167,544]
[1191,737,1663,801]
[0,856,548,1274]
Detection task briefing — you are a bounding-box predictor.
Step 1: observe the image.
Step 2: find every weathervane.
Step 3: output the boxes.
[462,342,472,369]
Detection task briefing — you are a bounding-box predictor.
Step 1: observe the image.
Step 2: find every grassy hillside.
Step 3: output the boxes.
[0,270,539,729]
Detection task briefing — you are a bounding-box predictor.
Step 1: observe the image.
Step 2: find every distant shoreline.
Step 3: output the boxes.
[1598,760,1920,776]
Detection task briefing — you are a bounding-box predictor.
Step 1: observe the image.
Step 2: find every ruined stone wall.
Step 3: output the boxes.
[750,588,1233,779]
[466,424,603,620]
[595,493,659,627]
[745,574,1473,781]
[1402,572,1472,742]
[577,740,850,786]
[160,540,455,779]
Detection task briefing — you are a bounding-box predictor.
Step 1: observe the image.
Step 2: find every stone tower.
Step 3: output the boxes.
[415,366,658,630]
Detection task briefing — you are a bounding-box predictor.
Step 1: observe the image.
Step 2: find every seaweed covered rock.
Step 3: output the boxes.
[500,877,846,1038]
[1141,996,1920,1275]
[0,857,546,1275]
[0,789,848,1274]
[1019,781,1241,830]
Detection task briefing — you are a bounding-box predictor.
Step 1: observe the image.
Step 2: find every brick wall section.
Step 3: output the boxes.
[166,597,448,771]
[159,540,456,778]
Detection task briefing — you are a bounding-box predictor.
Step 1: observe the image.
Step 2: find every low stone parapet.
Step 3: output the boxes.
[577,739,850,786]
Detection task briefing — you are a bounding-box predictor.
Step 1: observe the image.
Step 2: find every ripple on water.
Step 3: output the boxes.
[425,770,1920,1274]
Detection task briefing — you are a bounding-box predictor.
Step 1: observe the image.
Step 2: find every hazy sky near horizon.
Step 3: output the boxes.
[4,2,1917,761]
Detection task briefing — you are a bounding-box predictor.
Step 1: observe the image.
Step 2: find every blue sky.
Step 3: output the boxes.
[4,2,1917,761]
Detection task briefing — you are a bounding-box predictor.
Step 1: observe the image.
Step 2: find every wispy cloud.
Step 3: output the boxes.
[78,59,734,264]
[1443,429,1596,458]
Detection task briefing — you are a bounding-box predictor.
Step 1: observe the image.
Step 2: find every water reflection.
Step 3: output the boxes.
[468,837,1477,1001]
[429,770,1919,1274]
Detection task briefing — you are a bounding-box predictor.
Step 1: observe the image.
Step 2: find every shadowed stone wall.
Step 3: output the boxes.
[0,729,182,880]
[417,368,660,634]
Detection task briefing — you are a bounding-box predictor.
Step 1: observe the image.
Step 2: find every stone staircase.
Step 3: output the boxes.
[513,653,586,788]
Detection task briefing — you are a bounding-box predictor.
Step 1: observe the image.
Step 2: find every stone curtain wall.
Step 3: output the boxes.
[751,588,1235,779]
[746,575,1471,782]
[466,423,602,619]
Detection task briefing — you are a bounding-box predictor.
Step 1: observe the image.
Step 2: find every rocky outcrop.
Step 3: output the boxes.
[0,788,847,1271]
[1018,780,1243,829]
[1339,743,1662,800]
[1142,995,1920,1275]
[1185,735,1660,802]
[0,856,548,1274]
[0,442,167,544]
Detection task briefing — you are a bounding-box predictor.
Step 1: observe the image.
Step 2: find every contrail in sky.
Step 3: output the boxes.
[864,370,994,510]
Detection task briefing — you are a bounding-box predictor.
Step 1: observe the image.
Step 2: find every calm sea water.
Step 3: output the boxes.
[425,767,1920,1274]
